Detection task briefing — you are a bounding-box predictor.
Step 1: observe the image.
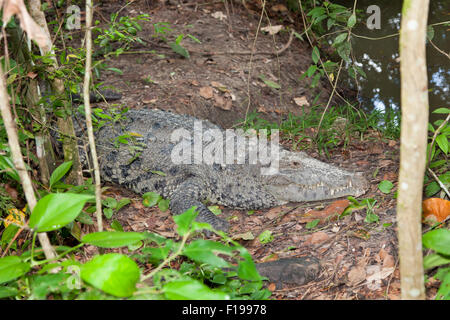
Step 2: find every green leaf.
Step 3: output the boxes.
[436,134,448,154]
[378,180,394,194]
[163,279,230,300]
[0,155,20,182]
[333,33,347,45]
[336,42,351,62]
[106,67,123,75]
[29,193,94,232]
[258,230,274,244]
[0,286,18,298]
[327,18,336,30]
[427,25,435,41]
[49,161,72,188]
[158,199,170,212]
[142,192,161,207]
[116,198,131,211]
[306,65,317,77]
[104,208,114,219]
[173,207,198,236]
[237,248,262,281]
[81,253,140,297]
[0,256,31,284]
[169,42,190,58]
[347,14,357,28]
[305,219,320,229]
[259,75,281,89]
[425,182,440,197]
[423,253,450,270]
[110,220,124,232]
[311,46,320,64]
[433,107,450,114]
[182,240,233,268]
[423,229,450,255]
[82,231,147,248]
[150,170,166,176]
[207,205,222,216]
[436,270,450,300]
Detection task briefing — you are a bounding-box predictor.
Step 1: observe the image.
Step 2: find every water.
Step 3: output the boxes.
[334,0,449,124]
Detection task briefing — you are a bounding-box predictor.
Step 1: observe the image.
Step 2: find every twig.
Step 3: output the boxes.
[427,168,450,198]
[316,59,344,137]
[428,38,450,60]
[84,0,103,232]
[244,0,266,122]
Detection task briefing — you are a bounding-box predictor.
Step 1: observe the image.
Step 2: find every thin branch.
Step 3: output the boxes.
[427,168,450,198]
[84,0,103,232]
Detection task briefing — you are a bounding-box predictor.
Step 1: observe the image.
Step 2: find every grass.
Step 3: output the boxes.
[239,103,401,156]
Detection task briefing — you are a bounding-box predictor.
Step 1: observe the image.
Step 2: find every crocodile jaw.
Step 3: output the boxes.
[262,150,369,202]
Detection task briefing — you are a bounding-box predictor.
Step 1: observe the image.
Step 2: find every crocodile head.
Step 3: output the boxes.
[261,150,369,202]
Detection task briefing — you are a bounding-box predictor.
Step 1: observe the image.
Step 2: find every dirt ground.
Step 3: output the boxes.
[76,0,439,300]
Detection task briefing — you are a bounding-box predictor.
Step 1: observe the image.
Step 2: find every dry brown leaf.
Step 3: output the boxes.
[213,93,232,110]
[293,96,310,107]
[388,140,397,147]
[261,25,283,35]
[271,4,288,12]
[26,71,37,79]
[2,0,49,48]
[306,231,329,245]
[348,265,366,286]
[383,172,397,181]
[299,199,350,224]
[210,81,227,91]
[422,198,450,223]
[199,86,214,99]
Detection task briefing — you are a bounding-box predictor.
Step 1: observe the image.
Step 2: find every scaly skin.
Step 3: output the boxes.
[93,109,369,231]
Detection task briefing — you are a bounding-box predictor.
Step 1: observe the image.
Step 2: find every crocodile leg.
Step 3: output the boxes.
[169,177,230,232]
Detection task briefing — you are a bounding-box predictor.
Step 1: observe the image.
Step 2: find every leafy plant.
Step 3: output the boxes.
[93,13,150,55]
[423,229,450,300]
[425,108,450,197]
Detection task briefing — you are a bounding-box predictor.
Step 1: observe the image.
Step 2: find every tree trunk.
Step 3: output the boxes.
[28,0,84,185]
[7,26,56,186]
[397,0,429,300]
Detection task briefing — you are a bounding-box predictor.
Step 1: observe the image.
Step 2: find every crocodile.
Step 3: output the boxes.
[90,108,369,232]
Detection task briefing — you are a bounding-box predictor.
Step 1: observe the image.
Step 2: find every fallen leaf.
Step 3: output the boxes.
[268,283,277,291]
[299,199,350,224]
[257,106,268,113]
[142,98,158,104]
[26,71,37,79]
[199,86,214,99]
[233,231,255,240]
[213,93,232,110]
[210,81,227,91]
[211,11,227,20]
[388,140,397,147]
[423,198,450,223]
[366,266,395,290]
[271,4,288,13]
[261,25,283,35]
[348,265,366,286]
[383,172,397,181]
[293,96,310,107]
[305,231,329,245]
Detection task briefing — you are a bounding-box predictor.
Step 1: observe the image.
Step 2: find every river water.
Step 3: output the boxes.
[334,0,449,123]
